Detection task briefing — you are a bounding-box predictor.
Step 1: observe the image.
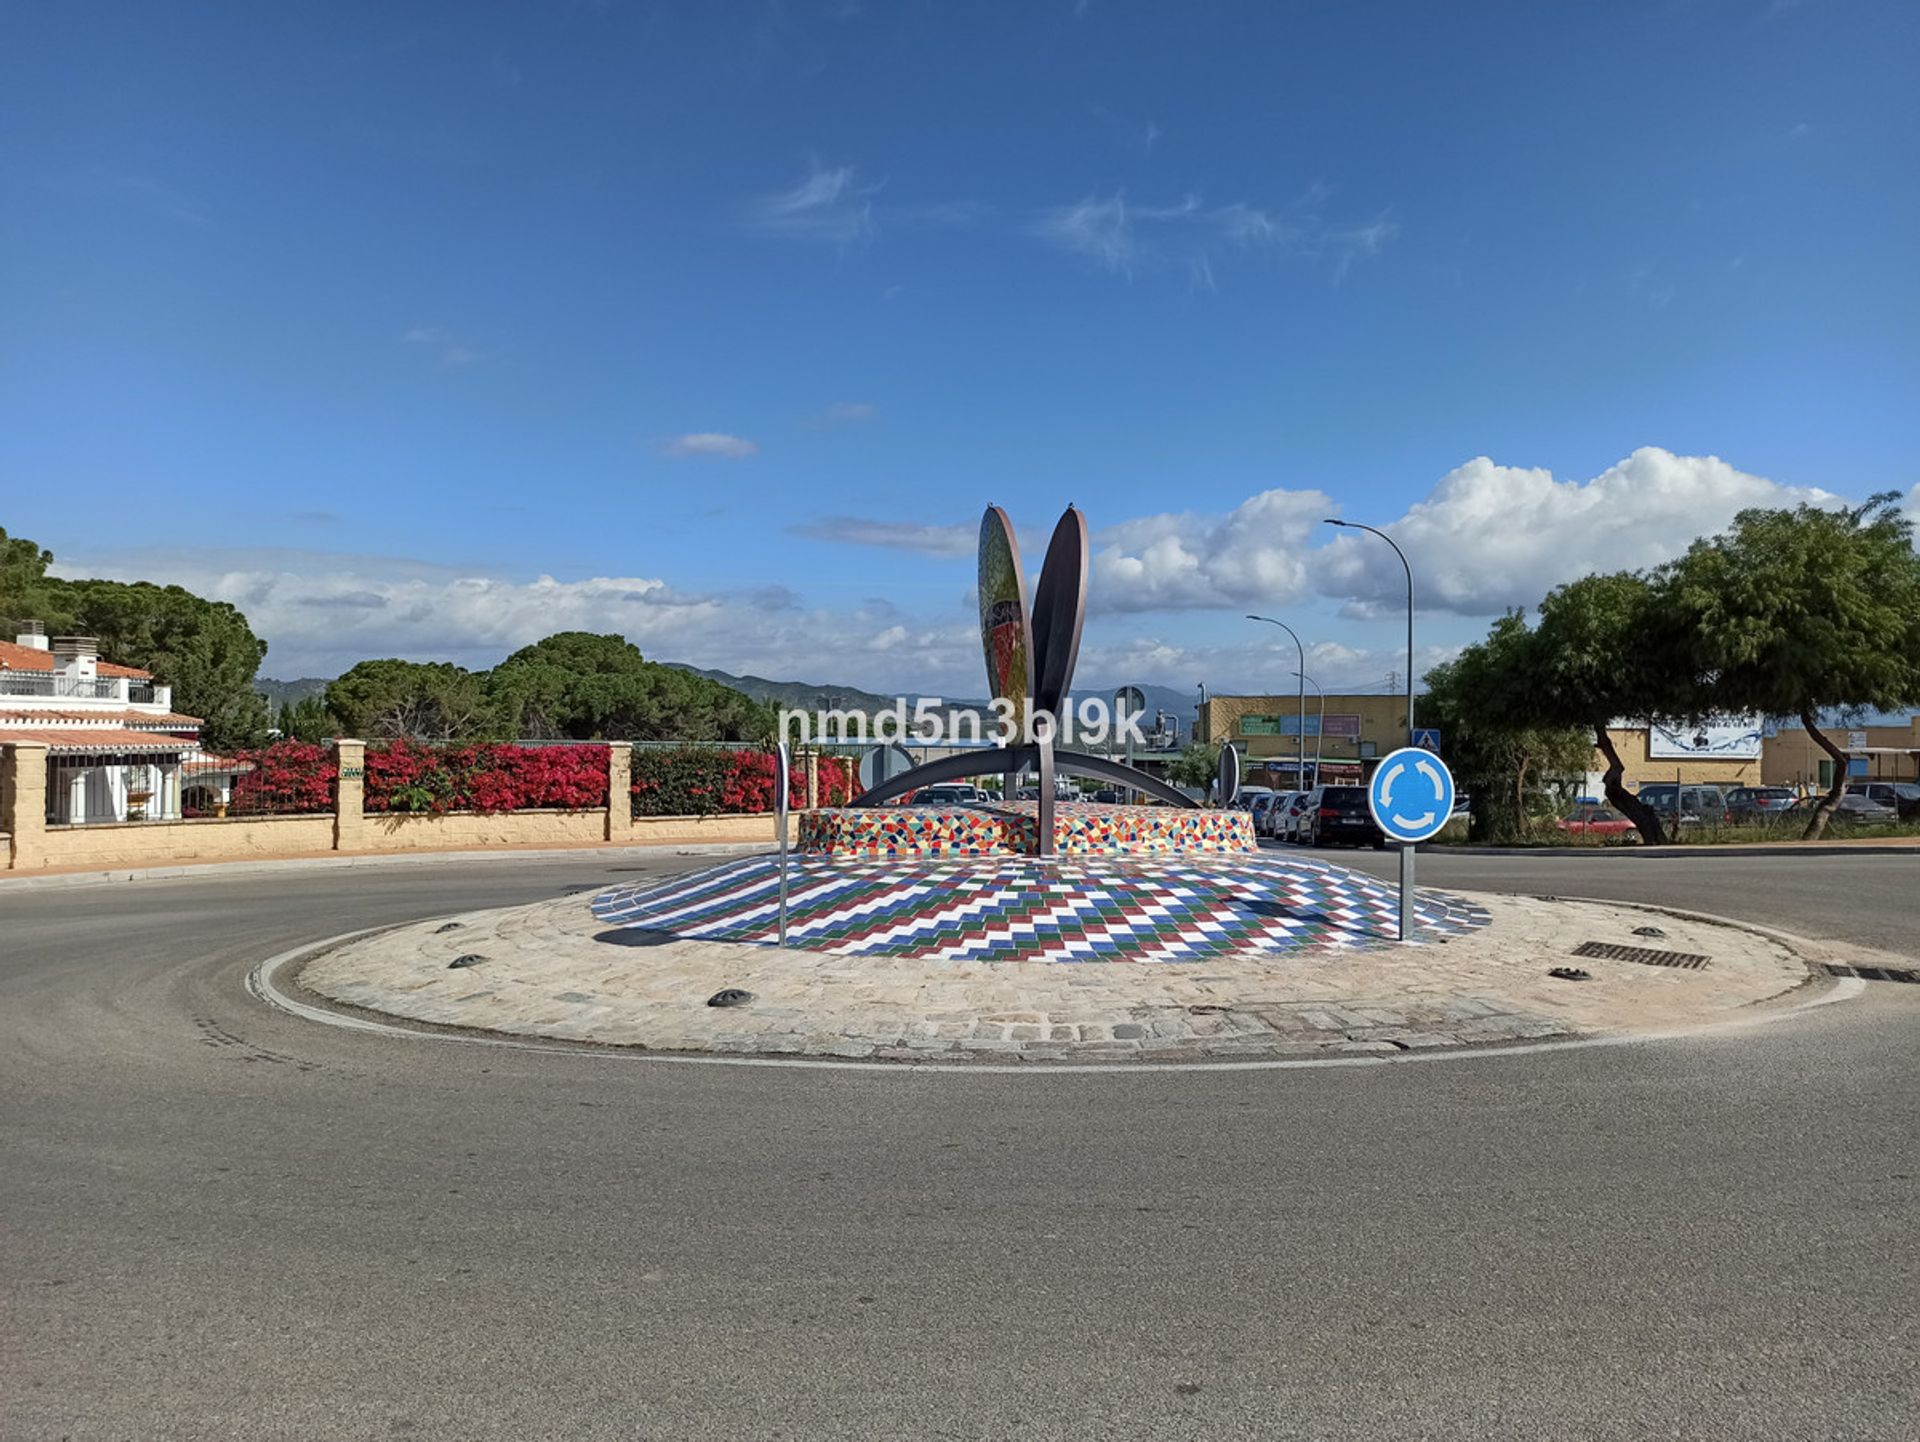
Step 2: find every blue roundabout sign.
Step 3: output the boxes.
[1368,746,1456,845]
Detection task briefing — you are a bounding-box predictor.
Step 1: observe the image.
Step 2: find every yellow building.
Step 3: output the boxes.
[1761,716,1920,789]
[1196,694,1411,789]
[1595,726,1760,791]
[1201,696,1920,797]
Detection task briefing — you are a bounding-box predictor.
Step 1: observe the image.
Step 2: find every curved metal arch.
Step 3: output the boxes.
[849,746,1196,810]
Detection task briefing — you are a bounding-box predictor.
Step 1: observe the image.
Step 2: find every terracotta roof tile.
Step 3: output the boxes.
[0,708,201,727]
[0,639,151,678]
[0,727,194,753]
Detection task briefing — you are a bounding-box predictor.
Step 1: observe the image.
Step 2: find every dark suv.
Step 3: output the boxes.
[1846,780,1920,821]
[1302,784,1386,848]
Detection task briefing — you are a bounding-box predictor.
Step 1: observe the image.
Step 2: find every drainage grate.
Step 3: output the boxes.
[1821,963,1920,984]
[1572,940,1710,970]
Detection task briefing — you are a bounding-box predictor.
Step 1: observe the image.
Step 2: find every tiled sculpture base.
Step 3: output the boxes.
[796,801,1256,859]
[591,852,1489,963]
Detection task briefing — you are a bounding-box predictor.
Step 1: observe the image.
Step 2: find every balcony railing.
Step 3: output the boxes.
[0,673,124,700]
[128,682,157,704]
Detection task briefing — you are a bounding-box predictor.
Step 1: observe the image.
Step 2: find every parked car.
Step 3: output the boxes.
[1090,788,1123,804]
[1275,790,1313,842]
[1726,786,1797,821]
[1235,785,1275,814]
[1556,805,1639,840]
[1300,784,1387,848]
[914,784,987,806]
[1248,792,1279,835]
[1254,790,1294,838]
[1636,783,1730,826]
[1846,780,1920,821]
[1831,793,1899,824]
[1786,793,1899,826]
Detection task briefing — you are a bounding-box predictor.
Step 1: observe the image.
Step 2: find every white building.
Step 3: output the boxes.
[0,623,232,823]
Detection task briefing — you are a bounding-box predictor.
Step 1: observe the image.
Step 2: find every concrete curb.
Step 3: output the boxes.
[251,901,1869,1074]
[0,843,765,891]
[274,881,1879,1069]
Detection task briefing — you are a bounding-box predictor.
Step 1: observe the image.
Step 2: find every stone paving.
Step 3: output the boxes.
[297,861,1819,1062]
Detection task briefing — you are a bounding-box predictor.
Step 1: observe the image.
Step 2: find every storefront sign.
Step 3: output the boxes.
[1239,713,1363,739]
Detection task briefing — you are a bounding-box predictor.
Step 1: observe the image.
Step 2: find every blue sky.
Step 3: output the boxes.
[3,0,1916,691]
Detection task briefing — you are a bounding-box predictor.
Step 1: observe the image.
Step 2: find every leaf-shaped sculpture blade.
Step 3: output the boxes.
[977,505,1034,737]
[1030,505,1088,720]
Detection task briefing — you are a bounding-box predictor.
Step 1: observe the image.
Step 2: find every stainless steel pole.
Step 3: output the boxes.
[776,742,791,948]
[1399,840,1414,941]
[1323,520,1415,747]
[1246,616,1307,792]
[1295,671,1325,788]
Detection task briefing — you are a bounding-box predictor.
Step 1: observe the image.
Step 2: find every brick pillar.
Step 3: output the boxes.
[606,743,633,840]
[1,743,48,870]
[333,739,366,853]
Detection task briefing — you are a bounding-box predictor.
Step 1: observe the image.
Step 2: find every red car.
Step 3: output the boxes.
[1557,805,1638,839]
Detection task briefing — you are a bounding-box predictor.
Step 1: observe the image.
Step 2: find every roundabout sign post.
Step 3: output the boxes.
[1367,745,1456,942]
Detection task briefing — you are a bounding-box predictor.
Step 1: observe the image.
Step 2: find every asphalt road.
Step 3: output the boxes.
[3,850,1916,1440]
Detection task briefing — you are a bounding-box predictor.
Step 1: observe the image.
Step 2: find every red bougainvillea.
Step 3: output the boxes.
[630,749,859,816]
[226,740,338,815]
[364,740,609,815]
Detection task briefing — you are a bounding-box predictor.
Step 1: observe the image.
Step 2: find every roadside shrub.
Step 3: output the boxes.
[630,748,858,816]
[223,740,338,815]
[364,739,608,815]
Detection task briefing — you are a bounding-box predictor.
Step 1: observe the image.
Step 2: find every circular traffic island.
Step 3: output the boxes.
[292,842,1822,1064]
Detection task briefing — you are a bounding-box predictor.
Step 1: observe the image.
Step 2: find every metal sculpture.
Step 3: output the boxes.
[852,504,1197,844]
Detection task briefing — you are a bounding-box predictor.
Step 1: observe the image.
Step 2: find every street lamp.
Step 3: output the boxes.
[1245,616,1308,793]
[1324,519,1415,747]
[1293,670,1325,788]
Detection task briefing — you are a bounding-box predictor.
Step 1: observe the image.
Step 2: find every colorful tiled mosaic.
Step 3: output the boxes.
[591,852,1489,963]
[797,801,1255,858]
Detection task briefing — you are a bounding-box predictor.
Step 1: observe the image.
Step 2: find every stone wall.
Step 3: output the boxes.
[34,814,337,869]
[1,739,782,871]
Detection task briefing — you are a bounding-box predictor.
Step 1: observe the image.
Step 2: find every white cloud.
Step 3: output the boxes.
[1092,488,1333,611]
[811,401,876,426]
[747,162,878,243]
[1091,448,1850,618]
[660,432,759,459]
[791,516,973,557]
[1035,189,1393,284]
[55,545,983,690]
[1315,448,1841,615]
[402,326,485,367]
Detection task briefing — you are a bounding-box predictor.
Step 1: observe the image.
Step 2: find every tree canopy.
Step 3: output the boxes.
[1662,495,1920,836]
[1528,572,1702,842]
[488,632,773,742]
[325,659,500,742]
[1419,614,1594,842]
[2,526,272,753]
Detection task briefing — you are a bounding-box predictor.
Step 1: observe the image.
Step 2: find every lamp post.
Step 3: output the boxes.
[1325,519,1415,747]
[1293,670,1325,788]
[1246,616,1308,793]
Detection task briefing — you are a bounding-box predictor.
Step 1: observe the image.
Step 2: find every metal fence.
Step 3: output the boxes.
[0,673,122,700]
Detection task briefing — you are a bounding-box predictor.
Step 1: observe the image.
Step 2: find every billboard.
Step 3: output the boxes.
[1646,717,1763,761]
[1240,713,1362,739]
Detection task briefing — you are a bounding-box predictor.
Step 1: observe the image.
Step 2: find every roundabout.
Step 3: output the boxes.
[290,845,1819,1064]
[4,849,1917,1440]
